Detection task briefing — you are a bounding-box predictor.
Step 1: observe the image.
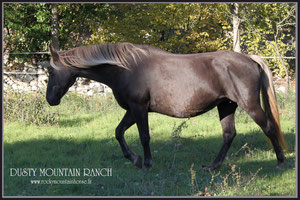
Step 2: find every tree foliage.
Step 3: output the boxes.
[238,3,296,77]
[87,3,231,53]
[4,3,107,64]
[4,3,51,63]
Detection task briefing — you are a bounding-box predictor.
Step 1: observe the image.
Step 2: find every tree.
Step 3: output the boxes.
[231,3,241,53]
[51,4,59,49]
[239,3,296,91]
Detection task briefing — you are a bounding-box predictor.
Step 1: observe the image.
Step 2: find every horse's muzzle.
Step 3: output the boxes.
[46,85,61,106]
[47,98,61,106]
[46,94,61,106]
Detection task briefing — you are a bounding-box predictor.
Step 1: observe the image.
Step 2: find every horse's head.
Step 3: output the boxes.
[46,46,77,106]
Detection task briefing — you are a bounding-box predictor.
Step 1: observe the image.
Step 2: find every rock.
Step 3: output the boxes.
[37,68,45,74]
[81,79,90,85]
[23,87,30,92]
[104,86,112,93]
[37,61,51,69]
[37,81,45,88]
[38,75,48,82]
[76,87,83,92]
[91,83,103,92]
[77,90,85,95]
[17,85,24,90]
[20,81,27,87]
[69,86,75,92]
[31,85,38,91]
[278,86,286,93]
[87,90,94,96]
[7,80,14,85]
[30,80,38,87]
[89,82,97,88]
[83,85,89,91]
[3,53,9,65]
[27,68,36,73]
[12,84,18,90]
[15,74,24,81]
[23,74,34,83]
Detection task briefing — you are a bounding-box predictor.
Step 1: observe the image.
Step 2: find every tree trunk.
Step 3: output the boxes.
[51,4,59,50]
[232,3,241,53]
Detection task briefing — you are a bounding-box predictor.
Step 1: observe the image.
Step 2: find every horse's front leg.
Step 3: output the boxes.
[116,111,142,168]
[130,103,152,169]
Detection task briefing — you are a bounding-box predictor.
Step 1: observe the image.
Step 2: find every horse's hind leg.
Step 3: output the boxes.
[116,111,142,168]
[243,104,286,168]
[203,100,237,171]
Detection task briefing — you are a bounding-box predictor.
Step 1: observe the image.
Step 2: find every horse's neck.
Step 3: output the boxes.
[76,65,123,89]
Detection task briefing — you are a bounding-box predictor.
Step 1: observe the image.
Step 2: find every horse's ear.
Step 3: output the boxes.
[49,45,60,63]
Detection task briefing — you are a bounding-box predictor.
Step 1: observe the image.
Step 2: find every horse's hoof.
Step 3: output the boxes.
[143,164,152,171]
[276,157,286,169]
[133,155,143,168]
[142,166,152,172]
[143,165,152,170]
[276,162,284,169]
[202,165,214,172]
[144,159,152,169]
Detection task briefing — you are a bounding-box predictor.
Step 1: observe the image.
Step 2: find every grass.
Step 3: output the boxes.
[3,89,296,196]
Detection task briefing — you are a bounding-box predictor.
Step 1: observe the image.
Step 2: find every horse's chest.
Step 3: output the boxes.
[112,91,130,110]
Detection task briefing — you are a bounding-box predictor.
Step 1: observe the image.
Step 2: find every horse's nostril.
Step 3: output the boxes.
[46,85,61,106]
[46,95,60,106]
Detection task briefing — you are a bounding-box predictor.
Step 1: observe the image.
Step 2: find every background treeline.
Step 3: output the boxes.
[4,3,296,79]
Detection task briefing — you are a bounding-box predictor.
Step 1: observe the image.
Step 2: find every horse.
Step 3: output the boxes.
[46,42,287,171]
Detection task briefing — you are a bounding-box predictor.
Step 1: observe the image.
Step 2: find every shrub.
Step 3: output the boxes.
[3,89,59,125]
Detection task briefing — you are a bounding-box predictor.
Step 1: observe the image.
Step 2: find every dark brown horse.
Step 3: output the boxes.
[46,43,287,171]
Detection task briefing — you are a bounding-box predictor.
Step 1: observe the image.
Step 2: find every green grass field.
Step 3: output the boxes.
[3,90,296,196]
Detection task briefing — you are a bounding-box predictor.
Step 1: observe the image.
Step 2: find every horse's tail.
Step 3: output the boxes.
[248,55,288,150]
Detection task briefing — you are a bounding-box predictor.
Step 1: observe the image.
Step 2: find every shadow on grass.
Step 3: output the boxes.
[58,115,97,127]
[3,127,296,196]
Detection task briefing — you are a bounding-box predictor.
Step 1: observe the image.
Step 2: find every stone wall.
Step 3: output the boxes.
[3,62,111,96]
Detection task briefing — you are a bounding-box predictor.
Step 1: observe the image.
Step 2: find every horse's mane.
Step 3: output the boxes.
[57,43,149,70]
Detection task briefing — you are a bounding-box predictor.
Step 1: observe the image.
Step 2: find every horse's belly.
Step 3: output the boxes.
[149,88,218,118]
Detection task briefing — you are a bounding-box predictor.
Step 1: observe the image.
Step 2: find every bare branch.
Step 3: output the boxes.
[280,23,296,27]
[278,5,296,25]
[240,16,264,37]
